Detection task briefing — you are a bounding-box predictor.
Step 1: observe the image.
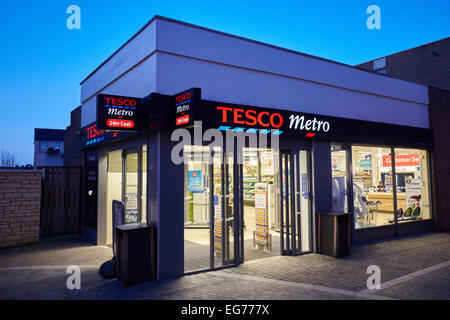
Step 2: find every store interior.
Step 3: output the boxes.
[331,145,431,229]
[183,147,281,272]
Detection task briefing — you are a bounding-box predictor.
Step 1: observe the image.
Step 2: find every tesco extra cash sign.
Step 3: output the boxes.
[216,106,330,136]
[97,94,141,131]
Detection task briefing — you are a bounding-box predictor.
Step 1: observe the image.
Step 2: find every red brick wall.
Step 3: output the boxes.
[0,170,41,249]
[429,87,450,231]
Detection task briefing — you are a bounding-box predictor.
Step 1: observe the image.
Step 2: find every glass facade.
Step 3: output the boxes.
[352,146,394,229]
[331,144,432,230]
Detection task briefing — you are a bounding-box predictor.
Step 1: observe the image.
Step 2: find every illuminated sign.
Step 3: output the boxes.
[97,94,142,132]
[173,88,200,128]
[383,154,420,167]
[288,114,330,132]
[216,107,284,128]
[213,105,330,138]
[84,123,119,146]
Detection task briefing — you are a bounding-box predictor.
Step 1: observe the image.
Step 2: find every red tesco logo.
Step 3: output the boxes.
[217,106,283,128]
[104,97,137,107]
[175,92,192,104]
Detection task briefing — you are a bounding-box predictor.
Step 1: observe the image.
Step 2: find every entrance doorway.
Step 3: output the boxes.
[183,145,312,273]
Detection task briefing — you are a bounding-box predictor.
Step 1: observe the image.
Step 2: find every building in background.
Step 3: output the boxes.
[33,128,66,168]
[356,37,450,90]
[355,38,450,231]
[64,106,83,167]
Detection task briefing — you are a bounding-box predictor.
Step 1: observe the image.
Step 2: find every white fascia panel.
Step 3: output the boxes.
[155,19,429,105]
[156,52,429,128]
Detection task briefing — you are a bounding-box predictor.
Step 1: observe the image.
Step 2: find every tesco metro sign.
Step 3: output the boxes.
[97,94,141,132]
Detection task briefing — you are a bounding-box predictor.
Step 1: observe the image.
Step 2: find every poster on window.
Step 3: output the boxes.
[125,193,138,210]
[255,183,269,244]
[405,178,421,209]
[214,184,222,254]
[188,170,203,193]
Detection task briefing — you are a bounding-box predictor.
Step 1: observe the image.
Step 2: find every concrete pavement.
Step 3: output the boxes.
[0,233,449,300]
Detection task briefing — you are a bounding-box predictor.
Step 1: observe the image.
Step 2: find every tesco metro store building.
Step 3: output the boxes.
[73,16,446,280]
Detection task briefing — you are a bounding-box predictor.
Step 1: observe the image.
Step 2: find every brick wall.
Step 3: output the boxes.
[429,87,450,231]
[0,170,42,249]
[356,37,450,91]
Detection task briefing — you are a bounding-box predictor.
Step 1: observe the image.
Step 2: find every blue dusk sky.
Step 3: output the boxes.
[1,0,449,164]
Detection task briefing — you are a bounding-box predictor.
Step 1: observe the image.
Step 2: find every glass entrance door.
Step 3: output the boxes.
[212,148,243,267]
[184,146,241,272]
[184,145,311,273]
[124,148,140,223]
[279,150,311,255]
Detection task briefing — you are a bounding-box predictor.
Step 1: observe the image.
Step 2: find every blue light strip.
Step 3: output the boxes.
[175,99,191,107]
[214,127,283,135]
[104,104,135,109]
[86,136,105,146]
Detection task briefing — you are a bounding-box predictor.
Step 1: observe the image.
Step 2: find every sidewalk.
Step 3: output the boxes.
[0,233,449,300]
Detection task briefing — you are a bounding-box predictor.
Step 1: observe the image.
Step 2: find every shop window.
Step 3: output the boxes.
[331,145,349,213]
[351,146,394,229]
[124,152,139,223]
[393,149,431,222]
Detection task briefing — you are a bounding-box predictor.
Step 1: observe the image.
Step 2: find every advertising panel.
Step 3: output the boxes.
[173,88,201,128]
[405,178,422,212]
[188,170,203,193]
[97,94,142,132]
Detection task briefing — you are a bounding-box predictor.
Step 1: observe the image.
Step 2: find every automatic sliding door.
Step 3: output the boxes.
[212,148,242,267]
[279,150,311,255]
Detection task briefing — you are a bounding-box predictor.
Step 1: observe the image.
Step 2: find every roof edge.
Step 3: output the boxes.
[80,15,358,86]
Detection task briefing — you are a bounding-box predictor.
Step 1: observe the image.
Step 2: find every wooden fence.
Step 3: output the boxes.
[40,167,82,237]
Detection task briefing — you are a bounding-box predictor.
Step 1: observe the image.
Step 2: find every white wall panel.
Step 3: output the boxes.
[156,53,429,128]
[81,55,157,126]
